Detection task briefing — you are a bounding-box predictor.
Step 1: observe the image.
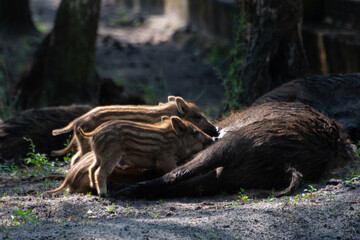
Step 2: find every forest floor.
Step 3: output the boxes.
[1,169,360,239]
[1,1,360,239]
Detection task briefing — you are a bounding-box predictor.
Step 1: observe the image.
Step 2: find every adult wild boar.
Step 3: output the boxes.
[111,102,357,199]
[253,73,360,141]
[0,105,92,165]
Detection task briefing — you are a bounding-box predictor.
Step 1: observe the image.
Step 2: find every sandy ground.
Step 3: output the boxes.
[1,171,360,239]
[1,1,360,239]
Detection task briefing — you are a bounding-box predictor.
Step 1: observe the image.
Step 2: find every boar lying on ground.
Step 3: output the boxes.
[110,102,358,199]
[78,116,213,196]
[46,152,160,194]
[51,96,218,167]
[0,105,92,165]
[253,73,360,141]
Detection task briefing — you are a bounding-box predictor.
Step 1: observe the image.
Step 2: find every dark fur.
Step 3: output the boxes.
[111,102,357,199]
[0,105,92,164]
[253,73,360,141]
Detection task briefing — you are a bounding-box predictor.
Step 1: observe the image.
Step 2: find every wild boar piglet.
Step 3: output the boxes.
[80,116,214,196]
[51,96,218,167]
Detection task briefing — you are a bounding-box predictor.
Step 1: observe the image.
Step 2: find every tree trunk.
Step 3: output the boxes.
[239,0,309,105]
[13,0,101,109]
[0,0,37,37]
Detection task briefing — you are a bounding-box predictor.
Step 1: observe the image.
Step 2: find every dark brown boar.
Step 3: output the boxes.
[110,102,358,199]
[252,73,360,141]
[0,105,92,165]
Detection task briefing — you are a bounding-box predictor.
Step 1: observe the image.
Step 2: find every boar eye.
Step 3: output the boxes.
[193,113,203,122]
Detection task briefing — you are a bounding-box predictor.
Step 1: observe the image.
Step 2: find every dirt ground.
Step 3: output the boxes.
[1,170,360,239]
[1,1,360,239]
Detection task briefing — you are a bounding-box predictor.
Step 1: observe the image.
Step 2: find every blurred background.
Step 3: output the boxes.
[0,0,359,120]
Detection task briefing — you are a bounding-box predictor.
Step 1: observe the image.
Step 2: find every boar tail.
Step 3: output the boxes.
[273,167,303,197]
[243,167,303,199]
[77,127,92,138]
[52,122,75,136]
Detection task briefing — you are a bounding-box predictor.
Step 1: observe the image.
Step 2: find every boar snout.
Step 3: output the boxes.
[203,137,214,148]
[206,125,219,137]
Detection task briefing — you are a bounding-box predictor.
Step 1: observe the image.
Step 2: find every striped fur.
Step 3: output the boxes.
[80,116,213,196]
[51,96,218,167]
[46,151,95,194]
[46,151,160,194]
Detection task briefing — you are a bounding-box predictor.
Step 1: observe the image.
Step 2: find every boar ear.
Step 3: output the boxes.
[161,116,170,121]
[168,96,176,102]
[175,97,187,116]
[171,116,186,136]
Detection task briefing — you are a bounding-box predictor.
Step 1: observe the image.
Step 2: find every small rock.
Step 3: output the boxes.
[327,179,343,186]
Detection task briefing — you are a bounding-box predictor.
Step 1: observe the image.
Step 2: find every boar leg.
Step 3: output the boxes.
[88,156,99,189]
[112,168,223,199]
[71,131,92,167]
[95,154,124,197]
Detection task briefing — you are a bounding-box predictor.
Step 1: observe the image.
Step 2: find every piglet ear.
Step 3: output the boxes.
[167,96,176,102]
[175,97,187,116]
[161,116,170,121]
[170,116,186,136]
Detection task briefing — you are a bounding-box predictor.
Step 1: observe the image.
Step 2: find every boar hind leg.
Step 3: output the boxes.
[71,133,92,167]
[115,168,223,199]
[160,168,225,198]
[95,154,124,197]
[88,156,100,189]
[70,150,82,168]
